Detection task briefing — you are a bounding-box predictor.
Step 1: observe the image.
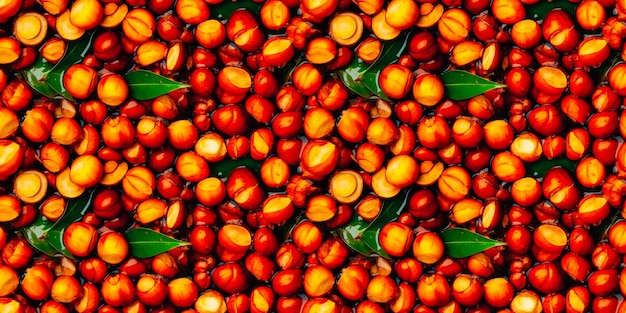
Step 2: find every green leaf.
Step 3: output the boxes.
[360,33,412,101]
[333,66,375,99]
[125,227,190,258]
[361,228,390,259]
[361,71,390,102]
[335,32,411,100]
[591,53,620,86]
[525,0,578,20]
[46,71,74,101]
[440,228,506,259]
[526,157,578,178]
[336,218,375,256]
[360,188,411,258]
[50,190,96,231]
[440,70,506,100]
[591,214,621,242]
[21,32,95,99]
[274,212,304,241]
[275,55,305,84]
[125,70,190,100]
[45,233,73,258]
[21,58,58,99]
[336,189,412,257]
[20,214,57,256]
[50,32,96,73]
[368,188,411,226]
[212,157,263,178]
[19,191,96,258]
[367,32,412,70]
[334,69,374,98]
[45,191,96,259]
[210,1,263,20]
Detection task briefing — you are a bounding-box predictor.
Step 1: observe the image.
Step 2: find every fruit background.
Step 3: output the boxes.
[1,0,626,312]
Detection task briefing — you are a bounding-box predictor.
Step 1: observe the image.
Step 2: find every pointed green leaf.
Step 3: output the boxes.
[22,32,95,99]
[440,70,506,100]
[336,218,375,256]
[125,70,190,100]
[367,188,411,228]
[359,188,411,258]
[210,2,263,20]
[441,228,506,258]
[49,32,96,73]
[274,212,304,241]
[46,72,74,101]
[44,190,96,259]
[525,0,578,20]
[333,68,375,99]
[361,228,390,259]
[591,214,621,242]
[212,157,263,178]
[19,214,57,256]
[21,58,58,99]
[361,70,391,102]
[275,55,305,84]
[526,157,578,178]
[591,53,620,86]
[125,227,190,258]
[367,32,411,70]
[335,32,411,100]
[337,215,370,237]
[360,32,411,100]
[50,190,96,231]
[336,189,412,257]
[46,232,73,258]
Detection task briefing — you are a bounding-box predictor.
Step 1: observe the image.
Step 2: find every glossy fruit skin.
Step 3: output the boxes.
[97,74,128,106]
[271,269,303,297]
[51,275,82,304]
[10,0,626,312]
[506,225,532,255]
[63,64,98,99]
[75,282,100,312]
[413,74,445,107]
[417,273,450,307]
[1,238,32,269]
[379,222,414,257]
[0,265,19,298]
[528,262,565,294]
[212,262,249,294]
[63,222,98,257]
[452,274,483,307]
[80,258,107,283]
[102,273,136,307]
[365,275,397,304]
[168,277,198,308]
[483,277,514,308]
[97,231,129,265]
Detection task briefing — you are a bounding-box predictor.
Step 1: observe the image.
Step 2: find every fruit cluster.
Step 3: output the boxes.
[2,0,626,312]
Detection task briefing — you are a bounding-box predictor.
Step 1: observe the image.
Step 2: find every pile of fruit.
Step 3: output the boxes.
[3,0,626,312]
